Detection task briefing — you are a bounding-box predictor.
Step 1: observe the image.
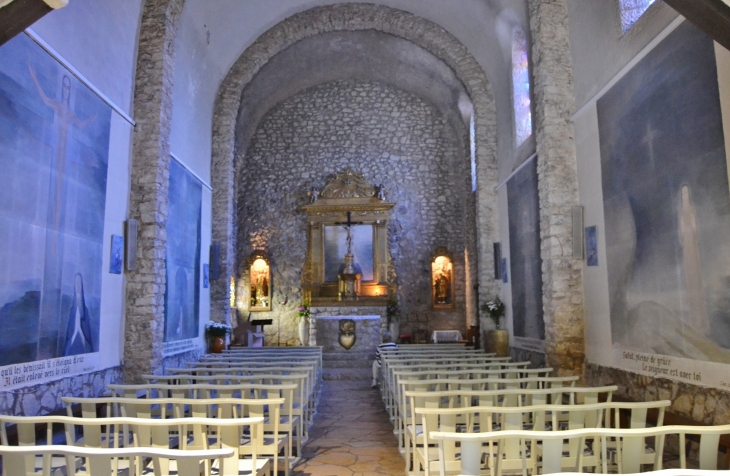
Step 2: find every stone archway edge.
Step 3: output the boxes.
[209,3,500,333]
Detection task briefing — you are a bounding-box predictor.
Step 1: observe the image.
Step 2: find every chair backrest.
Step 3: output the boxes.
[0,444,234,476]
[0,415,264,476]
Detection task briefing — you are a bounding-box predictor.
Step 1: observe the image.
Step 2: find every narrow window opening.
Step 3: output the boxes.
[512,28,532,147]
[619,0,656,33]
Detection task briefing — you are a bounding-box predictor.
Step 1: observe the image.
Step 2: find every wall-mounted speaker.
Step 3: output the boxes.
[210,243,220,281]
[572,206,584,259]
[125,219,138,271]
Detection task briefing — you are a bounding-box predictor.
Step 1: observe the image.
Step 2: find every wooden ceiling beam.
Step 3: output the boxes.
[663,0,730,51]
[0,0,52,47]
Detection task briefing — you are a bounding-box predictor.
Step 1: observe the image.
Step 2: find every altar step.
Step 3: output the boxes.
[322,352,374,380]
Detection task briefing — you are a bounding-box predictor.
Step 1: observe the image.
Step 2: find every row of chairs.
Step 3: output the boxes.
[0,415,269,476]
[375,344,709,475]
[0,345,323,476]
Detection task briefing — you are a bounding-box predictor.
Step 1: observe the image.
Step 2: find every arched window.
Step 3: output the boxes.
[619,0,656,33]
[512,27,532,147]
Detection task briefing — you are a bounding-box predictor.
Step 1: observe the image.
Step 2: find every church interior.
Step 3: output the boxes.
[1,0,730,474]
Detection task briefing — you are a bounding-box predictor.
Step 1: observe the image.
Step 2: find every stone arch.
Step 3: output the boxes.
[209,3,499,328]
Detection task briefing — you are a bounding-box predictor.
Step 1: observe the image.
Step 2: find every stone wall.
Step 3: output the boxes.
[0,367,121,416]
[211,4,500,340]
[235,79,472,346]
[586,364,730,424]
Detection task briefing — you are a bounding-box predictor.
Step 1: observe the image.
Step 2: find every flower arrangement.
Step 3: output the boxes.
[481,296,505,329]
[298,300,311,321]
[386,299,400,326]
[204,321,232,338]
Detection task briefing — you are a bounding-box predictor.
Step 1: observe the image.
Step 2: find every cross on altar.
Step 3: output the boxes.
[334,211,364,254]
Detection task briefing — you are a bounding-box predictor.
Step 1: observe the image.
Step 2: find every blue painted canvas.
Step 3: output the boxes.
[507,159,544,340]
[203,264,209,289]
[501,258,508,283]
[164,159,202,342]
[585,226,598,267]
[0,34,110,365]
[599,22,730,362]
[109,235,123,274]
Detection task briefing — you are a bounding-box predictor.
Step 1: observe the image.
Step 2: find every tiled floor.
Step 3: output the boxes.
[293,380,403,476]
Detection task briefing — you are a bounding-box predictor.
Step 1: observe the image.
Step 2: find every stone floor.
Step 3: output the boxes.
[293,380,403,476]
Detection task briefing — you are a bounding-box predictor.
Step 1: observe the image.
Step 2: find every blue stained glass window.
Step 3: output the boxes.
[512,28,532,146]
[619,0,656,33]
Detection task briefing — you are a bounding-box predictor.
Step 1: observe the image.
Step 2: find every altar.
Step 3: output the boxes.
[315,315,381,354]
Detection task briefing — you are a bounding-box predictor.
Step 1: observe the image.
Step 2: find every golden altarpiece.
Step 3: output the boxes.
[302,170,396,306]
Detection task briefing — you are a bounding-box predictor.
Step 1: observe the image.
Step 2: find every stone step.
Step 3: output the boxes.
[322,352,373,361]
[322,352,373,369]
[322,368,372,381]
[323,360,372,369]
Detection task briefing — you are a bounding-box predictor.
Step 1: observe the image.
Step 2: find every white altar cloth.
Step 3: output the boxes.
[432,330,463,343]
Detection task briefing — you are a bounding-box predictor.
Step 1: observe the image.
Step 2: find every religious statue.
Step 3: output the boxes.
[345,225,353,254]
[435,272,449,304]
[376,184,386,201]
[431,250,454,308]
[309,187,319,203]
[255,275,269,306]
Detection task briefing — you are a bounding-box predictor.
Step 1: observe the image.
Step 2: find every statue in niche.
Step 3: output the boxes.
[435,273,449,304]
[249,255,271,310]
[432,251,454,308]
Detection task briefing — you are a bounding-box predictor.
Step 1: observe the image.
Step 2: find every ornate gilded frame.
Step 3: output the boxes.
[302,170,396,305]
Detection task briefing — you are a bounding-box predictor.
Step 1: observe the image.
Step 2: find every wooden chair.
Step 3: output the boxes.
[0,415,269,476]
[431,424,730,476]
[0,444,234,476]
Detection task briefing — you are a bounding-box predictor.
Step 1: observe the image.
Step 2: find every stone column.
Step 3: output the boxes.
[528,0,585,376]
[124,0,184,383]
[210,88,238,325]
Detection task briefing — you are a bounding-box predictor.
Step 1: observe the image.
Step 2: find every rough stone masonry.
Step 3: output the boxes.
[236,79,473,346]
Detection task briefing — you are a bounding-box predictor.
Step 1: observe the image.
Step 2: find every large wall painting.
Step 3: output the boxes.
[162,159,202,356]
[0,34,110,389]
[507,159,545,344]
[599,22,730,369]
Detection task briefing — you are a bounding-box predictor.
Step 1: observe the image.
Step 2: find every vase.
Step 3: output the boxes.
[388,321,400,343]
[211,336,226,353]
[485,329,509,357]
[298,319,310,346]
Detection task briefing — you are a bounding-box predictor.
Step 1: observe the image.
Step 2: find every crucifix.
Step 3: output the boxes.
[334,211,363,254]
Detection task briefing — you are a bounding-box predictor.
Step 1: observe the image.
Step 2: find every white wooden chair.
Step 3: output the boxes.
[0,415,269,476]
[0,444,234,476]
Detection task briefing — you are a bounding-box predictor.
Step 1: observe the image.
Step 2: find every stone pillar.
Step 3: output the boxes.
[528,0,585,376]
[124,0,184,383]
[210,89,238,325]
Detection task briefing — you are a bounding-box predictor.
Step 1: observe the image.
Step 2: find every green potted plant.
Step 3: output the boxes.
[204,321,232,353]
[481,296,508,356]
[297,300,311,346]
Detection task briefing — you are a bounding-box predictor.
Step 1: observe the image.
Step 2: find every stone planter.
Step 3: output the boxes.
[298,319,310,346]
[485,329,509,357]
